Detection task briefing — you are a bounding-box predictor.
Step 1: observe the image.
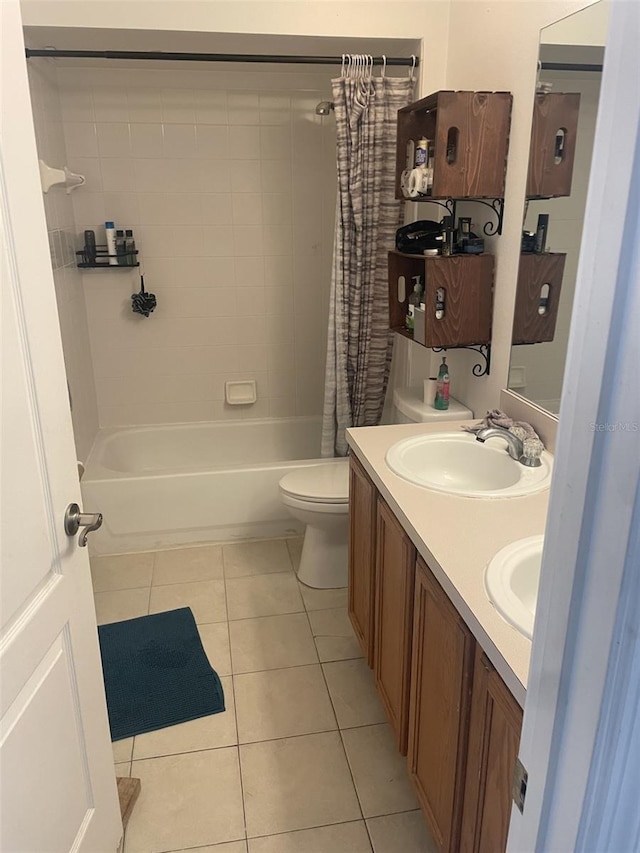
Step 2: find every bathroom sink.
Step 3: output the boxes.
[385,432,552,498]
[484,535,544,639]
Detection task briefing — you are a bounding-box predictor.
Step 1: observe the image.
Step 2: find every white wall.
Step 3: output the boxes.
[59,62,336,426]
[27,59,99,459]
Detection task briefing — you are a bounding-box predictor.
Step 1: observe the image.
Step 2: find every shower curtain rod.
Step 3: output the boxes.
[25,48,419,67]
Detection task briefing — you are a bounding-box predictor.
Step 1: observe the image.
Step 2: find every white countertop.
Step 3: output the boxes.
[347,420,550,707]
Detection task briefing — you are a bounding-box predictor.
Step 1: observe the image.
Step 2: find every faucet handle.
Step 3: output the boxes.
[522,437,544,468]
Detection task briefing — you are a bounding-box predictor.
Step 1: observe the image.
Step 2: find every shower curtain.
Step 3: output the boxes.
[321,65,414,457]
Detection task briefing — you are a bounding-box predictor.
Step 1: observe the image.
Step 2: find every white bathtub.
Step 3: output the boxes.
[81,417,327,555]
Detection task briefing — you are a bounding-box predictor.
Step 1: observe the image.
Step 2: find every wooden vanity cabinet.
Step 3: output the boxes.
[408,556,476,853]
[348,454,377,664]
[460,647,523,853]
[374,498,416,754]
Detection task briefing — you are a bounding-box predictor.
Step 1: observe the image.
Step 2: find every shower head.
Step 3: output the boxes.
[315,100,334,116]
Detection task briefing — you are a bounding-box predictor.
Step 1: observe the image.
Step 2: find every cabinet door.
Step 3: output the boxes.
[348,454,377,665]
[408,557,475,853]
[460,647,523,853]
[374,498,416,754]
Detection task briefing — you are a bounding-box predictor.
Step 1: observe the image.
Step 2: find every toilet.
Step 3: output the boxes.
[279,462,350,589]
[279,388,473,589]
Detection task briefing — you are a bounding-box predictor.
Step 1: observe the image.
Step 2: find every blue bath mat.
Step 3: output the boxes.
[98,607,225,741]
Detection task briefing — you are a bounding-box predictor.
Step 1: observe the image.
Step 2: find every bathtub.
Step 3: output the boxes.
[81,417,328,555]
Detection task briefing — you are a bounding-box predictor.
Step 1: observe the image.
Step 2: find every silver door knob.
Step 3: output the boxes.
[64,502,103,547]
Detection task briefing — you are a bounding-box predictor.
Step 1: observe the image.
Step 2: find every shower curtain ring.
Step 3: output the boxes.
[410,54,417,81]
[381,55,387,78]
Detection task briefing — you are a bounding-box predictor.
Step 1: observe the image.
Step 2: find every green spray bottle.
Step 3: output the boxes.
[434,357,450,410]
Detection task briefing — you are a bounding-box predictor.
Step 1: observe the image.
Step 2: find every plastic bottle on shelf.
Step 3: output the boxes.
[105,221,117,265]
[434,357,450,410]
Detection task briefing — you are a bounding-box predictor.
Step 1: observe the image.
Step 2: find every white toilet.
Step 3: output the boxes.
[279,462,350,589]
[279,388,473,589]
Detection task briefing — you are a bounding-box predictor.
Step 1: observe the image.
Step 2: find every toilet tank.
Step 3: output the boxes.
[393,386,473,423]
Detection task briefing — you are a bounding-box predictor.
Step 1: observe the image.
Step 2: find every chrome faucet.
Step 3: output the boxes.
[475,426,542,468]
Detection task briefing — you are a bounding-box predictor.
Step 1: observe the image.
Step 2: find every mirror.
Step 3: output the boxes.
[508,1,609,415]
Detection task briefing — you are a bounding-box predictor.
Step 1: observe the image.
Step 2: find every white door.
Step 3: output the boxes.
[0,2,122,851]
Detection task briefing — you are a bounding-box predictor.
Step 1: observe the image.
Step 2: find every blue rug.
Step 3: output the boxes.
[98,607,225,741]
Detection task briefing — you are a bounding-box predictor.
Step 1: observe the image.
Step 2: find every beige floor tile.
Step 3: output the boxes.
[94,588,150,625]
[223,539,292,578]
[234,665,336,743]
[298,581,348,612]
[286,537,304,570]
[167,844,247,853]
[114,762,130,778]
[153,544,224,585]
[91,552,154,593]
[367,810,437,853]
[323,659,387,729]
[248,821,372,853]
[198,621,232,676]
[342,724,419,818]
[112,737,134,764]
[240,731,361,837]
[125,747,244,852]
[308,608,363,662]
[133,676,237,759]
[226,571,303,620]
[148,579,226,624]
[229,613,318,673]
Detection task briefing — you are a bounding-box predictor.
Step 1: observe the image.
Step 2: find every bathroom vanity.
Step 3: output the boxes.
[346,420,549,853]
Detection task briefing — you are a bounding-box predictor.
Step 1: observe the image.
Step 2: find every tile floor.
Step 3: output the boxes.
[92,537,437,853]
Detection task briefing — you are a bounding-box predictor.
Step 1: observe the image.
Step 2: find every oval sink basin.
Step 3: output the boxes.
[385,432,552,498]
[484,535,544,639]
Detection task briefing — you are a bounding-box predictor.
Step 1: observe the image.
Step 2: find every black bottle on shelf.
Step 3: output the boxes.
[125,229,136,265]
[83,229,96,264]
[115,229,126,265]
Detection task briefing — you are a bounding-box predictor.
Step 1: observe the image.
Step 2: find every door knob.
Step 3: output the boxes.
[64,502,103,547]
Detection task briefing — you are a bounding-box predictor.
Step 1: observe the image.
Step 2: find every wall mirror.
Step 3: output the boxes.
[508,1,609,415]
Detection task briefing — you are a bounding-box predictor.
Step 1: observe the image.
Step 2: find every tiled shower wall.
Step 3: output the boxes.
[27,61,100,459]
[58,64,337,427]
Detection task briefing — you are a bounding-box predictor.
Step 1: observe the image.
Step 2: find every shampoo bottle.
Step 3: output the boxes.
[434,357,450,410]
[105,221,117,266]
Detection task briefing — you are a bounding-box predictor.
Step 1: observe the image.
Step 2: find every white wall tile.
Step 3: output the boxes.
[131,123,164,158]
[162,88,196,124]
[163,124,198,158]
[64,122,98,158]
[260,126,292,159]
[196,125,230,159]
[230,160,261,194]
[127,87,163,123]
[228,93,260,125]
[232,193,262,226]
[59,64,334,427]
[194,90,228,125]
[201,194,233,225]
[97,122,132,158]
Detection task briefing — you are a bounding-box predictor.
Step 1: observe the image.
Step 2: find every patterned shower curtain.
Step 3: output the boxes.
[321,69,414,457]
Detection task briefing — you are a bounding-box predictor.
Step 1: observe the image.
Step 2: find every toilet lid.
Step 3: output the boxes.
[280,462,349,503]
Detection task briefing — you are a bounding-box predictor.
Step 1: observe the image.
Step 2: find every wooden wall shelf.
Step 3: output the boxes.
[395,90,513,200]
[388,251,494,349]
[526,92,581,199]
[512,252,566,344]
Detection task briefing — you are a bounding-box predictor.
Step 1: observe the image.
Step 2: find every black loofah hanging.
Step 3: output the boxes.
[131,275,157,317]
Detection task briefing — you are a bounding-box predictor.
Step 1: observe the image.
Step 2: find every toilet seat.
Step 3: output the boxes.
[279,462,349,505]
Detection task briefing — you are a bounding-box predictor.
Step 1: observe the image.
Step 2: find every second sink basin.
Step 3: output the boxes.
[484,535,544,639]
[385,432,552,498]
